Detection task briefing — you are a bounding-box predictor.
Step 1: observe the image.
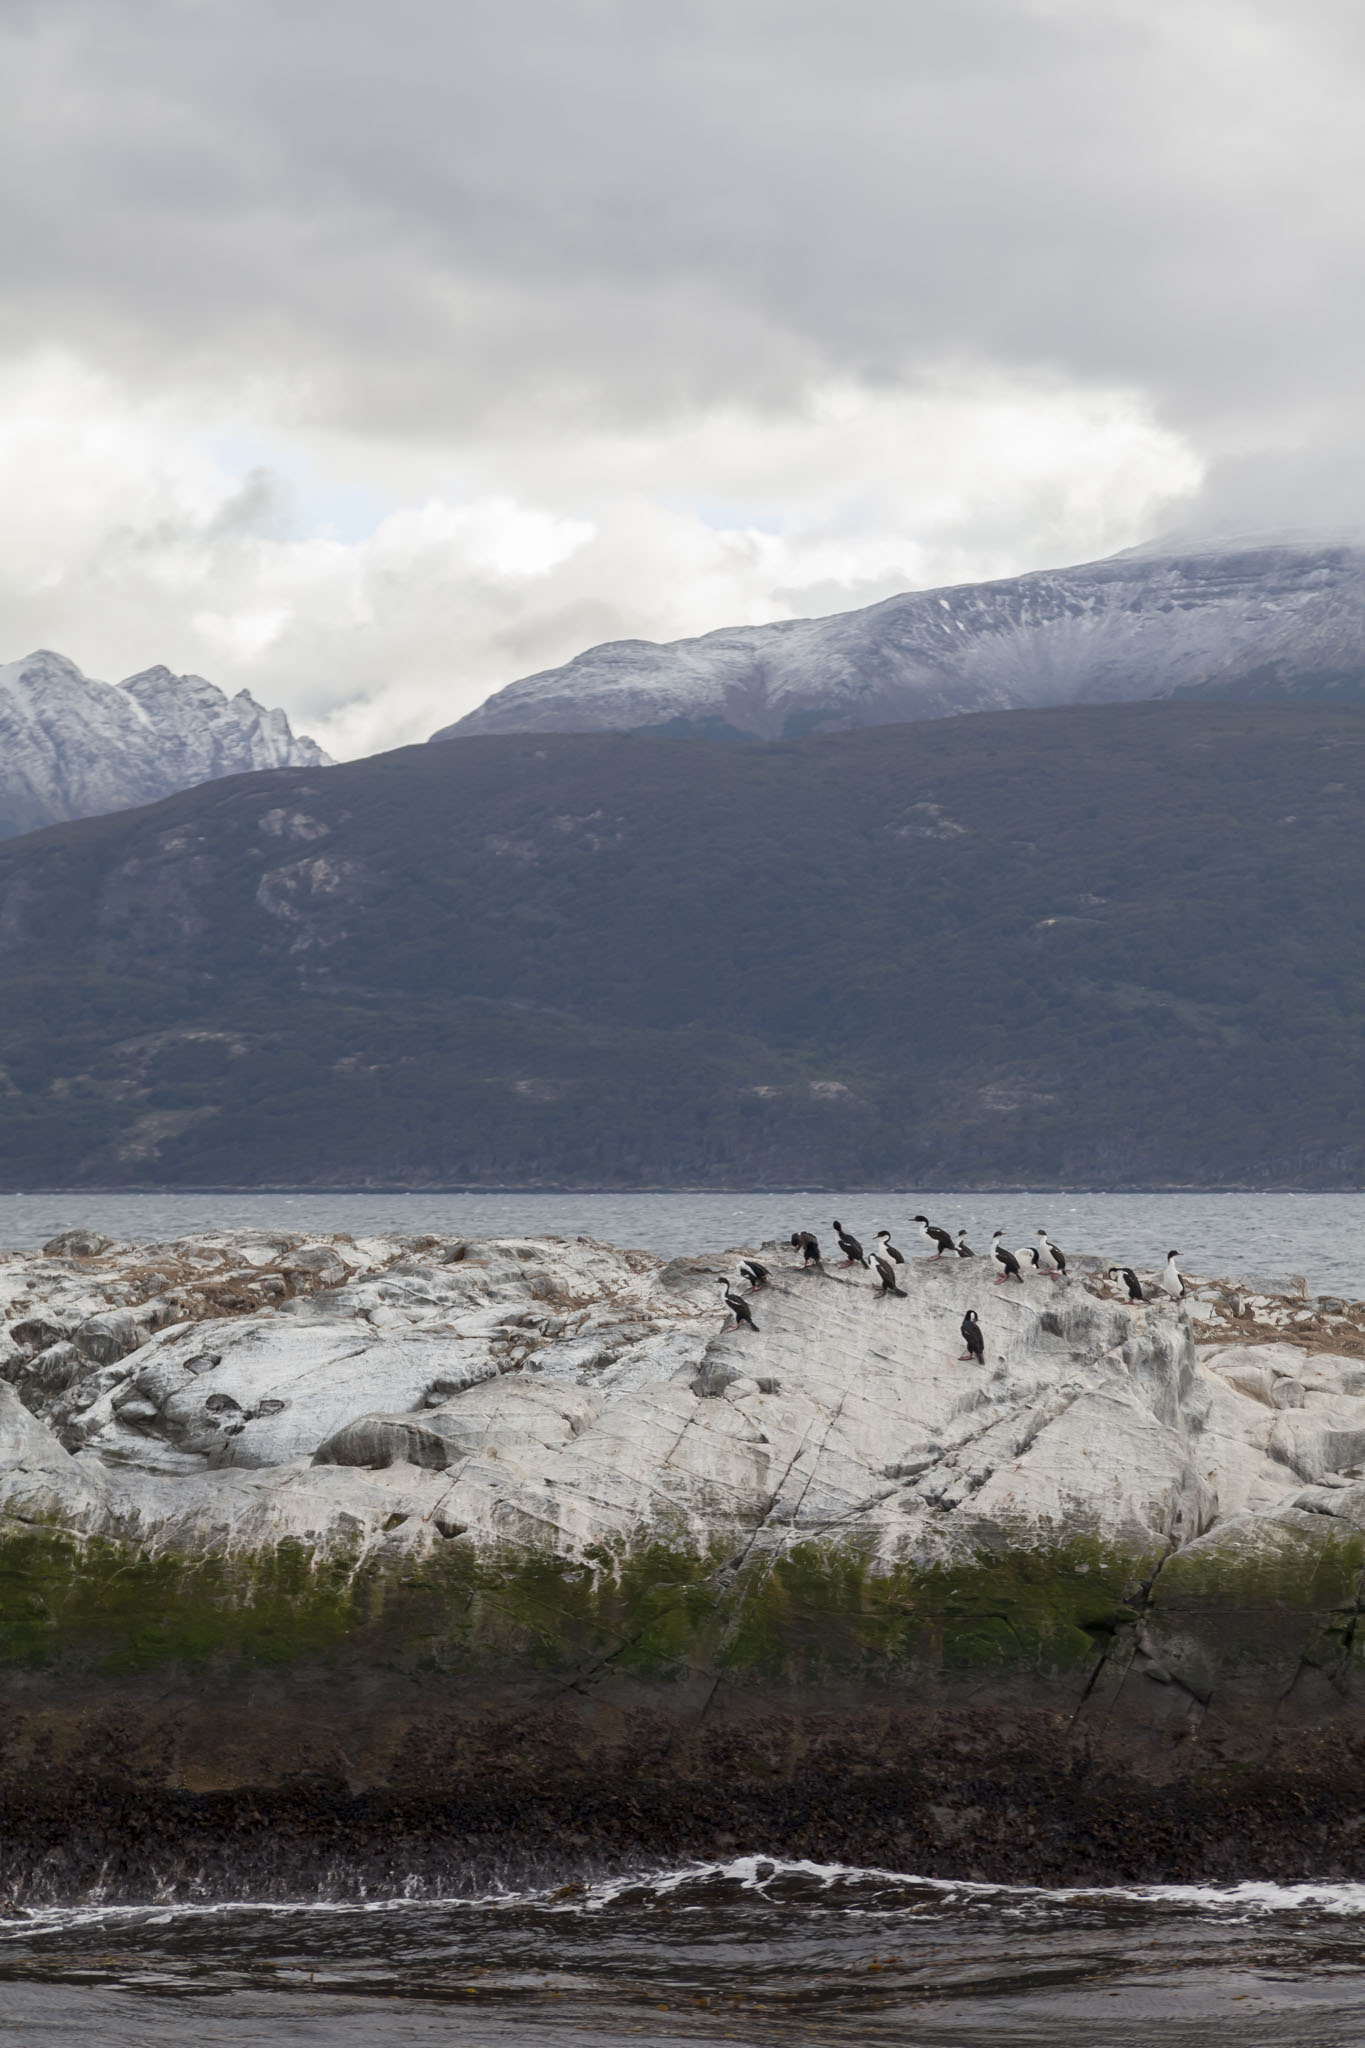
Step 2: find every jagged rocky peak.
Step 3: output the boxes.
[0,648,331,841]
[435,536,1365,743]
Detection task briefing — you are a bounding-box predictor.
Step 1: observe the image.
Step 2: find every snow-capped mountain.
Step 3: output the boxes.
[436,539,1365,743]
[0,650,330,839]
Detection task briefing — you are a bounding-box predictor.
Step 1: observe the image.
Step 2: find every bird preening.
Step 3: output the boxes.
[1110,1265,1145,1302]
[871,1253,907,1297]
[721,1277,758,1331]
[832,1221,867,1268]
[738,1258,769,1290]
[790,1231,822,1268]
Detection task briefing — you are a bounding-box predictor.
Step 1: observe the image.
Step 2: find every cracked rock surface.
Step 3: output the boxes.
[4,1227,1363,1569]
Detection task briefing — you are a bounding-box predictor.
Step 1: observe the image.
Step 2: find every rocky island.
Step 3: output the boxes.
[5,1225,1365,1900]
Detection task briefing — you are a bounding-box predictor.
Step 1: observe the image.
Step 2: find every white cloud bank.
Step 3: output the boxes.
[0,1,1359,755]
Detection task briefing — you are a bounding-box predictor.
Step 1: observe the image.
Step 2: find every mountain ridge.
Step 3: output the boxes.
[437,539,1365,743]
[0,647,330,839]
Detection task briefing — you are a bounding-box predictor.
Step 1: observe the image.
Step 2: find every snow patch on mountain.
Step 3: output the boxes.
[436,540,1365,743]
[0,650,330,839]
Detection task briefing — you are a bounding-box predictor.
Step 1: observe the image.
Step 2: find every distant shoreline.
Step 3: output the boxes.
[5,1184,1365,1196]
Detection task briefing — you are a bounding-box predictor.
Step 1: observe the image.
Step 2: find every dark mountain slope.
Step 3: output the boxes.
[3,701,1365,1187]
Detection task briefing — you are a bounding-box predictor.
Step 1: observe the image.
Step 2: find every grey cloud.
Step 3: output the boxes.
[2,0,1363,481]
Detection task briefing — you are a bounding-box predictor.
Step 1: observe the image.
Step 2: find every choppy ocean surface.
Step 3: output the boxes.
[3,1188,1365,1296]
[5,1861,1365,2046]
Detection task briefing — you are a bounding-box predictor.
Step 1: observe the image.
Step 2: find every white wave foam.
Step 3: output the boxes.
[514,1857,1365,1920]
[7,1859,1365,1934]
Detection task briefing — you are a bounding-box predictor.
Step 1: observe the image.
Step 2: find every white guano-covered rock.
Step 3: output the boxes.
[3,1226,1364,1571]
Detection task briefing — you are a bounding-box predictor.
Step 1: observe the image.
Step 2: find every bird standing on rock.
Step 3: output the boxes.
[738,1258,769,1289]
[875,1230,904,1265]
[912,1215,956,1258]
[871,1253,907,1297]
[1035,1230,1067,1279]
[1159,1251,1186,1302]
[790,1231,822,1268]
[832,1220,867,1267]
[956,1230,975,1257]
[721,1278,759,1331]
[1110,1266,1145,1302]
[991,1231,1023,1283]
[961,1310,985,1363]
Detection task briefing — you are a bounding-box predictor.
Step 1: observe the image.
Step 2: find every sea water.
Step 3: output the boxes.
[4,1861,1365,2044]
[2,1188,1364,1295]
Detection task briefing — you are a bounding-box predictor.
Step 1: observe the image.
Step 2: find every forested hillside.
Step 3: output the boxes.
[3,700,1365,1187]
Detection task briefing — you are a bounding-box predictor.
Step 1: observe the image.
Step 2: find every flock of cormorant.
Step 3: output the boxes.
[719,1220,1190,1363]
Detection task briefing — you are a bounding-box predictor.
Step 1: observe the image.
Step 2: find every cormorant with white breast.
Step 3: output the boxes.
[1159,1251,1186,1302]
[912,1214,956,1258]
[790,1231,822,1268]
[832,1220,867,1267]
[738,1258,769,1289]
[991,1230,1023,1283]
[956,1230,975,1257]
[961,1309,985,1363]
[721,1277,759,1331]
[1034,1230,1066,1279]
[1110,1266,1145,1302]
[875,1229,904,1265]
[871,1252,907,1297]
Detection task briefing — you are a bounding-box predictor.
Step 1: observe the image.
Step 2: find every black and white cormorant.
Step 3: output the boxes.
[991,1230,1023,1283]
[738,1258,769,1289]
[956,1230,975,1257]
[722,1277,759,1330]
[1046,1233,1067,1277]
[790,1231,822,1268]
[832,1220,867,1267]
[912,1214,956,1258]
[961,1309,985,1364]
[1110,1266,1145,1303]
[1159,1251,1186,1302]
[871,1253,907,1297]
[1035,1230,1066,1279]
[875,1229,905,1265]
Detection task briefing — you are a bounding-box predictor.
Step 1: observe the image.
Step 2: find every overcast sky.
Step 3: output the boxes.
[1,0,1361,755]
